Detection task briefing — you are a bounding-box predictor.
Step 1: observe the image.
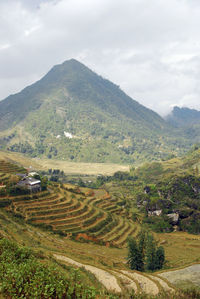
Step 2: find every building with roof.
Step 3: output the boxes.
[17,177,41,192]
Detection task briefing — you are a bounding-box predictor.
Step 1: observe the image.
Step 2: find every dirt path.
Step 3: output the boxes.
[149,275,174,292]
[112,271,138,292]
[158,264,200,287]
[121,270,159,295]
[53,254,121,293]
[53,254,181,295]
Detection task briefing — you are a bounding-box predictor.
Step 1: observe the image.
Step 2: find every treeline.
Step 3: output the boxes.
[77,171,137,189]
[40,169,65,182]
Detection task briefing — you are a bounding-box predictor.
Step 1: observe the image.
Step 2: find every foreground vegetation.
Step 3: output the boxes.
[0,238,100,298]
[0,156,199,298]
[0,238,199,299]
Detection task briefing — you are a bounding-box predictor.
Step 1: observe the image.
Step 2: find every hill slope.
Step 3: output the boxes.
[0,159,200,298]
[97,146,200,235]
[166,106,200,143]
[166,106,200,127]
[0,59,190,163]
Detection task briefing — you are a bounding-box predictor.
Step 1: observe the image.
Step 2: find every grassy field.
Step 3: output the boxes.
[0,208,199,272]
[155,232,200,269]
[0,150,129,175]
[0,151,42,170]
[36,158,130,175]
[0,155,200,297]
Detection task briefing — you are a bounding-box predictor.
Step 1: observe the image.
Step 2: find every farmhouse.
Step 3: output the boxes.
[17,177,41,192]
[148,209,162,217]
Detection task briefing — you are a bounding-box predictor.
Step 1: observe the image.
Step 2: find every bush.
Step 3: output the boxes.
[0,238,99,298]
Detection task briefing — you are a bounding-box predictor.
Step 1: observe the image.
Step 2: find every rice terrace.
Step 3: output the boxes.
[1,6,200,296]
[0,157,200,298]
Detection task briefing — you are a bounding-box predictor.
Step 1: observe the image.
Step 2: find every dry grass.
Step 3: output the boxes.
[35,158,129,175]
[0,151,42,170]
[156,232,200,269]
[1,205,199,271]
[0,208,199,294]
[0,150,129,175]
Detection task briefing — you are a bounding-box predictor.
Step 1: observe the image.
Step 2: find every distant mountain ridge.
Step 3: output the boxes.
[166,106,200,143]
[0,59,192,163]
[166,106,200,127]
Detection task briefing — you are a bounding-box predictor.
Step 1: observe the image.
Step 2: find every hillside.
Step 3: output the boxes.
[0,159,200,298]
[92,146,200,236]
[166,106,200,143]
[0,59,191,164]
[166,106,200,127]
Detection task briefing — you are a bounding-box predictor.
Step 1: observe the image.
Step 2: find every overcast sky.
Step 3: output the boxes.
[1,0,200,116]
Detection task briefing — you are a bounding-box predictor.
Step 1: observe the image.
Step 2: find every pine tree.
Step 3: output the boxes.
[145,234,157,271]
[137,230,146,271]
[155,246,165,270]
[127,232,165,272]
[127,237,143,271]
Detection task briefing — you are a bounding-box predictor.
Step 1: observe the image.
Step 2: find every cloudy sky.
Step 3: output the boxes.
[1,0,200,116]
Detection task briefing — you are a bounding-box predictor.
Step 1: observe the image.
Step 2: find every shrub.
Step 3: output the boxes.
[0,238,99,298]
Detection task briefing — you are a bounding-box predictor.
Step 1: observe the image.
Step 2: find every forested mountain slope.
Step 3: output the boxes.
[0,59,191,163]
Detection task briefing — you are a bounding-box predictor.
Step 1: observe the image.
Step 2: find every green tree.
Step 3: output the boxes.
[155,246,165,270]
[127,237,143,271]
[127,232,165,272]
[137,231,146,271]
[145,234,157,271]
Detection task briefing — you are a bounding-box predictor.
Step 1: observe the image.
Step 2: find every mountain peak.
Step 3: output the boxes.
[51,58,88,73]
[0,59,189,163]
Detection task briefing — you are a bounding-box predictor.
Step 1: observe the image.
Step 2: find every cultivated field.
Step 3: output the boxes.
[0,158,135,248]
[34,158,130,175]
[0,207,199,295]
[0,158,200,296]
[159,264,200,289]
[0,150,129,175]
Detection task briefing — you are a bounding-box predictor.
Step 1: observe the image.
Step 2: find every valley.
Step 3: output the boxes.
[0,59,200,298]
[0,155,200,298]
[0,150,129,175]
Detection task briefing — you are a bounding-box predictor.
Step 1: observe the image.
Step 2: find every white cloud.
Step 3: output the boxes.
[0,44,11,50]
[0,0,200,116]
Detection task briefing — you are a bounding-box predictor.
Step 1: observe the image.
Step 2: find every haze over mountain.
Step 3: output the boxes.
[0,59,191,163]
[166,106,200,127]
[166,107,200,144]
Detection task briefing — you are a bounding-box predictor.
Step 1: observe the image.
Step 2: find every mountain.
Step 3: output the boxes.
[0,59,191,163]
[166,106,200,127]
[166,106,200,143]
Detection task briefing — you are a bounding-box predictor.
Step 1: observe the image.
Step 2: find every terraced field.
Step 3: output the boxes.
[6,184,138,247]
[0,160,25,174]
[54,254,175,295]
[0,160,25,186]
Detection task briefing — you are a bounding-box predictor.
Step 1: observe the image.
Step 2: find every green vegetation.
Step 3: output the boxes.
[0,158,200,298]
[0,59,194,164]
[0,238,108,298]
[127,232,165,272]
[0,160,138,248]
[84,146,200,235]
[0,236,199,298]
[166,106,200,132]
